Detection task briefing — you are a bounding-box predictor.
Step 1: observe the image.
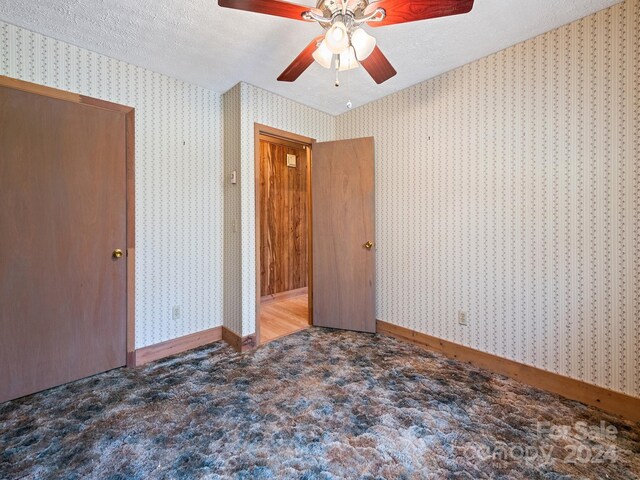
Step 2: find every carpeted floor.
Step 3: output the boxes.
[1,328,638,479]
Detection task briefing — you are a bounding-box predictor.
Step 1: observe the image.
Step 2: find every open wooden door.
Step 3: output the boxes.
[0,78,132,403]
[311,137,375,333]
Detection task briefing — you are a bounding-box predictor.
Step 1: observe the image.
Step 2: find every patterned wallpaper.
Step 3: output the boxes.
[226,83,335,336]
[0,21,224,348]
[222,84,243,336]
[337,0,639,397]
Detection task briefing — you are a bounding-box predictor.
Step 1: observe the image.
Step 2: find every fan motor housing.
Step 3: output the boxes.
[316,0,369,19]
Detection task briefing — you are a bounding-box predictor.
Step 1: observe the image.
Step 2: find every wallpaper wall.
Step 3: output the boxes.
[222,84,242,337]
[227,83,335,336]
[336,0,639,397]
[0,21,224,348]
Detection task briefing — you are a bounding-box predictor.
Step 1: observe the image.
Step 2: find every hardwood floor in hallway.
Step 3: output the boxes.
[259,293,309,344]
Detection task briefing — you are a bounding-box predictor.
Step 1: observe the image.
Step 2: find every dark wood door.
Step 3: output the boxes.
[259,137,308,297]
[0,85,127,403]
[311,137,375,333]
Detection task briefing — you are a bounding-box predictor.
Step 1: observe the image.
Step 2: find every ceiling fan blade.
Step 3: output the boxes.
[360,46,397,84]
[277,35,324,82]
[218,0,322,21]
[364,0,474,27]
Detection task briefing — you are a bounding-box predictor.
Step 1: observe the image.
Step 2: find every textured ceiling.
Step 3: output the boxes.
[0,0,621,115]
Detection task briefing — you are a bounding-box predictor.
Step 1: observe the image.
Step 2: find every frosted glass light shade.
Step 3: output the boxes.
[338,47,359,71]
[351,28,376,60]
[312,40,333,69]
[325,21,349,54]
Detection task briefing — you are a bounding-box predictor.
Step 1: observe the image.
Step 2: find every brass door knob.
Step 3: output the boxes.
[363,241,374,249]
[112,249,124,259]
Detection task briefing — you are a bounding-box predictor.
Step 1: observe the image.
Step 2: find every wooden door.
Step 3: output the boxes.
[259,137,308,297]
[311,137,375,333]
[0,83,128,403]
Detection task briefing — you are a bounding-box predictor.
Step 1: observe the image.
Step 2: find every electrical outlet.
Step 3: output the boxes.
[458,311,468,326]
[172,305,182,321]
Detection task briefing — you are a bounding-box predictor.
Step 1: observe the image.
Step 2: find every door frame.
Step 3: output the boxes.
[0,75,136,367]
[254,123,314,346]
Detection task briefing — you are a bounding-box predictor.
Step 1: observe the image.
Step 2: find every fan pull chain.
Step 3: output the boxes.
[346,50,352,108]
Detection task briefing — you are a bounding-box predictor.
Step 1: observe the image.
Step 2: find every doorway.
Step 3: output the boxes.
[255,125,313,345]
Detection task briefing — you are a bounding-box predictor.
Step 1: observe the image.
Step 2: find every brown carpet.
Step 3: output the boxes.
[1,327,638,479]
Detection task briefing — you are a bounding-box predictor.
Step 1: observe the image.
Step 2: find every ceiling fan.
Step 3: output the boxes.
[218,0,474,85]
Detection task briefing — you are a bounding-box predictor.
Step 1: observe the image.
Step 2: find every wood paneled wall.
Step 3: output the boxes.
[259,137,308,296]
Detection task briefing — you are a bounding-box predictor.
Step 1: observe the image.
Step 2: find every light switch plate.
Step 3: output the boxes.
[286,154,297,167]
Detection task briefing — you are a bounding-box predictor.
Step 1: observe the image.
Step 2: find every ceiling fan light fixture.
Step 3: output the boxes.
[338,46,359,71]
[219,0,475,85]
[350,28,376,60]
[312,39,333,69]
[325,21,349,54]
